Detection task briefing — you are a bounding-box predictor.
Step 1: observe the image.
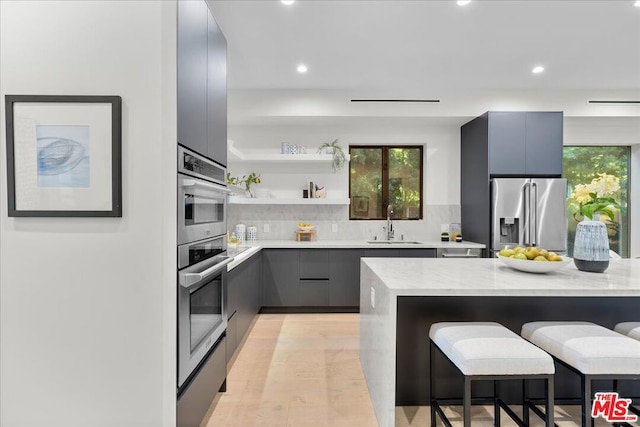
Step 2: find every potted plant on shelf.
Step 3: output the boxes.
[242,172,261,198]
[317,139,347,172]
[227,172,261,197]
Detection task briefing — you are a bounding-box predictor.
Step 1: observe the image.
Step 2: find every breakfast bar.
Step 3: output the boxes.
[359,257,640,426]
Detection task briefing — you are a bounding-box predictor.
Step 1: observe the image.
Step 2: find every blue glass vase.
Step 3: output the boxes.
[573,213,609,273]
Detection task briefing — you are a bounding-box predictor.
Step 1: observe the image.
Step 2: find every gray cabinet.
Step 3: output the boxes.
[488,112,527,175]
[226,252,261,364]
[329,250,363,307]
[262,248,434,309]
[177,0,208,157]
[525,112,563,175]
[207,11,227,166]
[486,111,563,176]
[177,0,227,166]
[177,336,226,427]
[236,252,261,340]
[299,249,329,279]
[262,249,299,307]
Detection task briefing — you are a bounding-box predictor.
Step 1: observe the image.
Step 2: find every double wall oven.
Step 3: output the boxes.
[177,146,230,390]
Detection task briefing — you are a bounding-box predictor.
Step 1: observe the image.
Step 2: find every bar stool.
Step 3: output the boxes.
[522,321,640,427]
[429,322,555,427]
[614,322,640,421]
[615,322,640,341]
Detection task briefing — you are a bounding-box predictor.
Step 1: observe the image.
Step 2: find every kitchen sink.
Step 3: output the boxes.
[366,240,422,244]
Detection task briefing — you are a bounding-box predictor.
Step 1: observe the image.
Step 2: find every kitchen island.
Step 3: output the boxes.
[359,257,640,426]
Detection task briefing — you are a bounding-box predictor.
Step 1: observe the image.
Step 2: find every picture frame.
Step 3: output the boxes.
[5,95,122,217]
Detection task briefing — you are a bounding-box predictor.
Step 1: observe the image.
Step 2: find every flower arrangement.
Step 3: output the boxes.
[571,173,620,221]
[227,171,261,197]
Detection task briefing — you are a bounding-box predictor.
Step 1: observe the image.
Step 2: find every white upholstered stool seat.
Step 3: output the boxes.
[429,322,555,376]
[521,321,640,375]
[615,322,640,341]
[522,321,640,427]
[429,322,555,427]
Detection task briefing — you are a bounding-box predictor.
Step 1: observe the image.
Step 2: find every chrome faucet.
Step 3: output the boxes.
[386,204,394,240]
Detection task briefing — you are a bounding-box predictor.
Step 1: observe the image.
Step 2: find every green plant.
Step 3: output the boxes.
[227,171,261,197]
[242,172,261,197]
[317,139,347,172]
[226,172,241,186]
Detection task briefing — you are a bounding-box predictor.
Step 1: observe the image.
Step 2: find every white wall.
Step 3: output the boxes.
[228,116,639,245]
[0,2,177,426]
[227,119,460,240]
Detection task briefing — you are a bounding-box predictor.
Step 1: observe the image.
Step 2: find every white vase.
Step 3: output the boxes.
[573,213,609,273]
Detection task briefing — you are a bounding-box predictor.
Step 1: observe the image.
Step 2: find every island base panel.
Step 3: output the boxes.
[396,296,640,405]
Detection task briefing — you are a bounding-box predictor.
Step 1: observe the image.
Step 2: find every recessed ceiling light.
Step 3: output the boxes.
[281,0,295,5]
[457,0,471,5]
[297,64,308,74]
[635,1,640,7]
[532,65,545,74]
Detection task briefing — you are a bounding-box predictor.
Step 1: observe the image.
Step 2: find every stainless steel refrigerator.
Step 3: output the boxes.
[491,178,567,255]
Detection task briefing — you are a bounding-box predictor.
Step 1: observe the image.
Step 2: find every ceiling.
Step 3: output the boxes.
[208,0,640,126]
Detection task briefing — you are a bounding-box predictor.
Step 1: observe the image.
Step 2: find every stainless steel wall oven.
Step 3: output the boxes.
[178,146,228,245]
[177,146,230,391]
[177,235,231,388]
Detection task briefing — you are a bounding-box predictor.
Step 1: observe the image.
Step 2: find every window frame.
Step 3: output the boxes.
[348,144,424,220]
[563,145,630,258]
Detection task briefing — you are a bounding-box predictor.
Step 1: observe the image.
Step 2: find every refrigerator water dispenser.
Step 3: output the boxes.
[499,217,519,244]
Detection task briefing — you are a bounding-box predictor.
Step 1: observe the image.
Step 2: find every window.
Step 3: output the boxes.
[349,145,423,220]
[563,146,630,258]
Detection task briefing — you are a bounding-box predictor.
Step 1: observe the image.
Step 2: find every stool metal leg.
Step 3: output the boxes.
[582,374,593,427]
[545,375,554,427]
[430,341,436,427]
[464,377,471,427]
[494,380,501,426]
[522,379,529,426]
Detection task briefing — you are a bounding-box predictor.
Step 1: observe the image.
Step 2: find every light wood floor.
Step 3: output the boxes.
[201,314,639,427]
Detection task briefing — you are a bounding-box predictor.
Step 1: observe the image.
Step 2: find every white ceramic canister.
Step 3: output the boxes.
[235,224,246,242]
[247,226,257,243]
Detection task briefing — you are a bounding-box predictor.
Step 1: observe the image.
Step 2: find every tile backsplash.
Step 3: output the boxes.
[228,204,460,241]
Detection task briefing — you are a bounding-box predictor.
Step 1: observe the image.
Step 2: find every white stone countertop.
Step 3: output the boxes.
[226,240,485,271]
[361,257,640,297]
[230,239,484,249]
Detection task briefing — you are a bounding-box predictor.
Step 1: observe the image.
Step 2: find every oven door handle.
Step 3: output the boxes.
[182,179,232,194]
[179,257,233,289]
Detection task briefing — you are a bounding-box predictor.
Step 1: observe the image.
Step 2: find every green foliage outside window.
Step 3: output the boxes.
[563,146,629,257]
[349,146,423,220]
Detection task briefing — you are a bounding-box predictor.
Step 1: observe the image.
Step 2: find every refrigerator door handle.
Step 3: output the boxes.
[531,182,538,247]
[523,182,530,246]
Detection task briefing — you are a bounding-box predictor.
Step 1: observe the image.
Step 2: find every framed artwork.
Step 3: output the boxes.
[5,95,122,217]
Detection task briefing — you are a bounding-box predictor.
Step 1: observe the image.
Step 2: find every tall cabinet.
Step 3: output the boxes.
[176,1,228,427]
[460,111,563,256]
[177,0,227,166]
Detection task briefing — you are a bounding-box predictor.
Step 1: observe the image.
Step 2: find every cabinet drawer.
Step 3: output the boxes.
[299,249,329,279]
[177,336,226,427]
[299,280,329,306]
[226,314,237,365]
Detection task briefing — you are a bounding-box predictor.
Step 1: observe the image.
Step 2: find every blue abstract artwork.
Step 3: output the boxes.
[36,125,90,188]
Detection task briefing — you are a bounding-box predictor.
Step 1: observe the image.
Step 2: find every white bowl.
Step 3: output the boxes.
[298,225,315,232]
[497,254,573,274]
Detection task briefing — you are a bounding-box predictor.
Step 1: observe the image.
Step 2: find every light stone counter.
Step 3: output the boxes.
[255,239,484,249]
[359,258,640,426]
[226,240,485,271]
